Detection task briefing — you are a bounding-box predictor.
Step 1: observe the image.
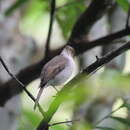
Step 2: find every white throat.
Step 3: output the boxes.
[61,50,73,59]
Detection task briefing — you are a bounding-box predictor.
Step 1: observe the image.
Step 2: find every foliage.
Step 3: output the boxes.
[96,127,116,130]
[5,0,86,39]
[5,0,29,16]
[56,0,86,38]
[3,0,130,129]
[111,116,130,127]
[116,0,129,11]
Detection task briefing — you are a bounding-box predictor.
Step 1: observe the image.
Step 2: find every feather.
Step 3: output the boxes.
[34,46,74,110]
[40,55,68,87]
[34,86,45,110]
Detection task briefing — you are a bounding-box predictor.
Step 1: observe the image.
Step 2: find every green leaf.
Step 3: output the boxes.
[5,0,29,16]
[123,103,130,110]
[23,109,41,126]
[99,69,130,92]
[50,124,67,130]
[56,0,86,38]
[111,116,130,126]
[116,0,129,11]
[96,126,116,130]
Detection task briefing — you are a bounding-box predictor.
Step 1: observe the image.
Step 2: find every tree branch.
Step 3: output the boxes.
[70,27,130,54]
[44,0,56,59]
[0,57,46,117]
[0,0,127,106]
[0,23,130,107]
[126,6,130,28]
[69,0,113,41]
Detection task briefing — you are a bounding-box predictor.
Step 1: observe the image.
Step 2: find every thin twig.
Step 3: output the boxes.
[94,104,123,127]
[84,41,130,74]
[45,0,56,59]
[0,57,46,117]
[50,119,79,127]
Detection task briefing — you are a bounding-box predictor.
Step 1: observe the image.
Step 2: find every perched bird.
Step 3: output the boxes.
[34,45,75,109]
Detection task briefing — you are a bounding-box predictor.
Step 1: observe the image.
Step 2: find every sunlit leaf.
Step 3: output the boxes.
[56,0,86,38]
[96,126,116,130]
[23,109,41,126]
[50,124,67,130]
[116,0,129,11]
[111,116,130,126]
[99,70,130,93]
[123,102,130,110]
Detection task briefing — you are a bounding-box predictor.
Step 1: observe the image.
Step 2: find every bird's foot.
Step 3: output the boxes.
[52,86,59,92]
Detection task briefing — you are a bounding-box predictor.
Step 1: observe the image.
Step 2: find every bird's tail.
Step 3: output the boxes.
[34,87,44,110]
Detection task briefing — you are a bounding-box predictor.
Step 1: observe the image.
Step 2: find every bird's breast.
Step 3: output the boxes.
[50,58,75,86]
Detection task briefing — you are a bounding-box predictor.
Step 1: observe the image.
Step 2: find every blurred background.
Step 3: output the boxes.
[1,0,130,130]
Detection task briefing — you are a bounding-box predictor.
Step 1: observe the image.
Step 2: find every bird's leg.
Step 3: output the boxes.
[52,86,59,92]
[52,86,60,98]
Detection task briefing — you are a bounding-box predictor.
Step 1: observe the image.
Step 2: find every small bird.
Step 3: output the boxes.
[34,45,75,110]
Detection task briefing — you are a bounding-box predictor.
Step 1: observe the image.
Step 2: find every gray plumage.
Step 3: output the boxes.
[34,46,75,110]
[40,55,68,87]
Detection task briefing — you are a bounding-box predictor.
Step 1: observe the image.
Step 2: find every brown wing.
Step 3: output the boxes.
[40,55,68,87]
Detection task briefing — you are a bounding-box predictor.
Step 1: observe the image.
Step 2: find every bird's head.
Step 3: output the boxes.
[61,46,75,57]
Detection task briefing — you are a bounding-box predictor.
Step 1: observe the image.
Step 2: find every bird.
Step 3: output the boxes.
[34,45,76,110]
